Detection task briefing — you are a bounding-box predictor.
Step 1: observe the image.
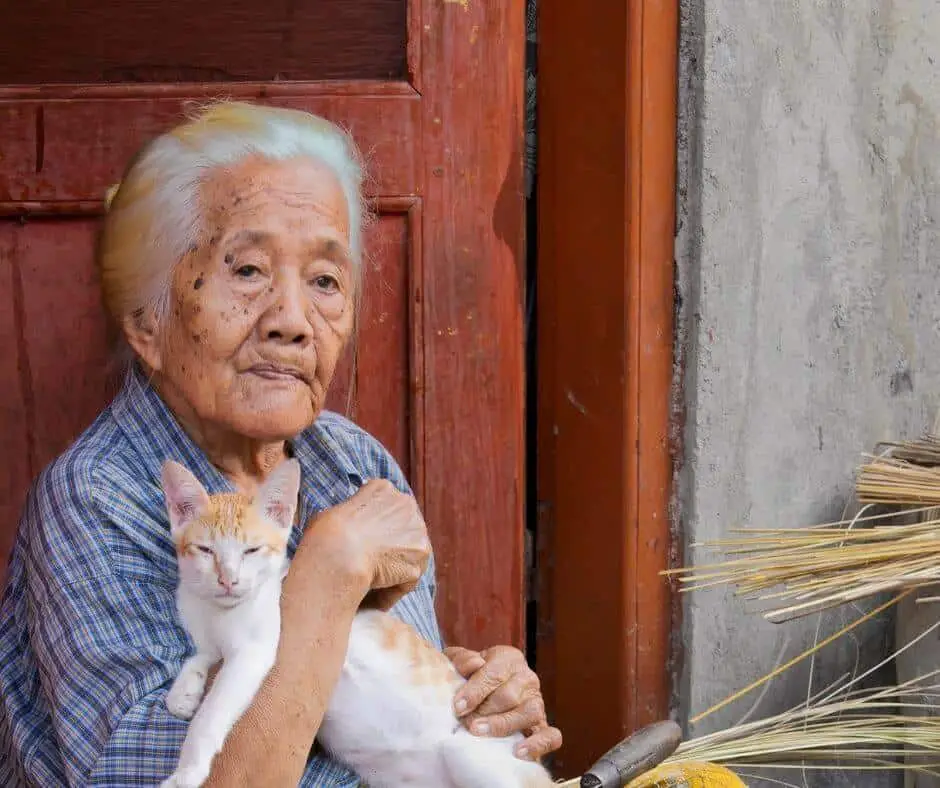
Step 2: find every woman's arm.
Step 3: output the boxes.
[202,539,365,786]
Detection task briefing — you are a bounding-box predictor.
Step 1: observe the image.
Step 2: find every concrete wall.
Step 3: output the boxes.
[675,1,940,784]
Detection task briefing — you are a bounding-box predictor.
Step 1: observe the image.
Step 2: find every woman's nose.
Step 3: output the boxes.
[261,282,311,345]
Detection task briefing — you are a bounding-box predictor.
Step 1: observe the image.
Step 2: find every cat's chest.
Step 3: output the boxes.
[179,591,279,655]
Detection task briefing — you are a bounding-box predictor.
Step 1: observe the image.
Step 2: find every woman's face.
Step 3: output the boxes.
[140,155,355,442]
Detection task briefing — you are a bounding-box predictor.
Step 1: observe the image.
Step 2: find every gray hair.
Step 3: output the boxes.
[98,101,366,329]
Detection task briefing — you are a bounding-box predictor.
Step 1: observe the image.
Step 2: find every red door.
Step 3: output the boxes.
[0,0,525,651]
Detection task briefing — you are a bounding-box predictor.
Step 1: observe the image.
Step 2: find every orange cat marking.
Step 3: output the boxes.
[174,492,288,556]
[376,614,463,691]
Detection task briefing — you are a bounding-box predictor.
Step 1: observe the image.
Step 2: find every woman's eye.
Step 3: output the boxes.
[313,274,339,292]
[235,265,261,279]
[196,545,213,555]
[243,546,261,555]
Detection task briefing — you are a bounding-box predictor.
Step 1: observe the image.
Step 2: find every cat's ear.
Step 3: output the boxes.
[255,459,301,531]
[160,460,210,537]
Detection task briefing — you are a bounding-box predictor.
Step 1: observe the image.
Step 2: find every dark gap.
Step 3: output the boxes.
[524,0,540,670]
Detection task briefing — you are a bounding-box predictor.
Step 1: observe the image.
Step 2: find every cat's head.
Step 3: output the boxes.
[160,458,301,607]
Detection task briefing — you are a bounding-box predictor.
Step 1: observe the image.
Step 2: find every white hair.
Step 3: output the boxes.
[98,101,366,328]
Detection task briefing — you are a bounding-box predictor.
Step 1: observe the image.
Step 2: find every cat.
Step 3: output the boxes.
[159,458,554,788]
[158,457,300,788]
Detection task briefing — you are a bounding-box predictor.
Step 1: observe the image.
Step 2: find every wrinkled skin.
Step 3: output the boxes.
[123,154,561,762]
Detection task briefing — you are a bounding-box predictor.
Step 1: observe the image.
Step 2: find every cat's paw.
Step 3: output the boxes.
[159,764,210,788]
[165,671,206,720]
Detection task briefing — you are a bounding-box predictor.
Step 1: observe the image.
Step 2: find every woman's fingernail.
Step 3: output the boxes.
[516,747,530,760]
[455,698,468,714]
[472,721,490,735]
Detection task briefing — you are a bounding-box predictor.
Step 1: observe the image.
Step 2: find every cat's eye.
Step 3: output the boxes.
[243,547,262,555]
[195,545,213,555]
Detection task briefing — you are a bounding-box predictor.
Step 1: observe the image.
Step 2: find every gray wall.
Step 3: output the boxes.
[675,1,940,785]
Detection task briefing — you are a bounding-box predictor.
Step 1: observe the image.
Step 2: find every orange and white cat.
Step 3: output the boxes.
[159,458,299,788]
[159,458,553,788]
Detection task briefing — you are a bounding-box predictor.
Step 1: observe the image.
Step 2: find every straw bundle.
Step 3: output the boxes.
[550,602,940,786]
[554,679,940,786]
[664,431,940,622]
[657,609,940,779]
[857,446,940,505]
[664,507,940,622]
[663,675,940,777]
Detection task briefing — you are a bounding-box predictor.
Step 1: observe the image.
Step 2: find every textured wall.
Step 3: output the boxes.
[675,2,940,785]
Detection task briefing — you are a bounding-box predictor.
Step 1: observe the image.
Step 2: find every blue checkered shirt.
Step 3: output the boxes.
[0,364,443,786]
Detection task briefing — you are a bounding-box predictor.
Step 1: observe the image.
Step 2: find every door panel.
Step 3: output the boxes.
[0,0,407,84]
[0,92,420,206]
[0,0,524,652]
[0,222,112,477]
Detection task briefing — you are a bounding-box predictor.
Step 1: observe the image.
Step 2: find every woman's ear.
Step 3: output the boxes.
[122,310,163,372]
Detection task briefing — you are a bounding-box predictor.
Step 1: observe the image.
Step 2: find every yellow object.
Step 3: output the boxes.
[625,762,747,788]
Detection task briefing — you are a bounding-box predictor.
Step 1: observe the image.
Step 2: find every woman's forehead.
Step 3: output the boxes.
[199,155,351,243]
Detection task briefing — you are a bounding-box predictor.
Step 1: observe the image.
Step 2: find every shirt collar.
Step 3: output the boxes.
[109,362,363,495]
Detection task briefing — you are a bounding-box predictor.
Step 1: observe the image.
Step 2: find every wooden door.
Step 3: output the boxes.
[0,0,525,651]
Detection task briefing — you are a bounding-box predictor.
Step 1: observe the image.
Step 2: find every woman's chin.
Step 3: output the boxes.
[228,394,318,440]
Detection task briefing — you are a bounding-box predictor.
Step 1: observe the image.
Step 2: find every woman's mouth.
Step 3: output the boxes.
[248,363,308,383]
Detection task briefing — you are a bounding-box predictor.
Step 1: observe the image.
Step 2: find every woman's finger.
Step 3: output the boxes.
[452,655,512,717]
[516,724,563,760]
[467,695,545,738]
[464,673,534,720]
[443,646,486,679]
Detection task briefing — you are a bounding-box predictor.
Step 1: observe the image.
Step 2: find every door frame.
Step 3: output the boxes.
[536,0,678,775]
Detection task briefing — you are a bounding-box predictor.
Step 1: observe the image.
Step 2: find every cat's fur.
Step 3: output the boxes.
[160,459,553,788]
[319,611,555,788]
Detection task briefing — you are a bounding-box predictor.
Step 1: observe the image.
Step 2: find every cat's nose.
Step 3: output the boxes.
[218,575,239,591]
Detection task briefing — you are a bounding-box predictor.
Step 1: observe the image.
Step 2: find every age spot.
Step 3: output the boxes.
[224,253,235,266]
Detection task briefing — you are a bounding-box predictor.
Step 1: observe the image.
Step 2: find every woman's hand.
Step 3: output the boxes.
[446,645,563,761]
[304,479,431,610]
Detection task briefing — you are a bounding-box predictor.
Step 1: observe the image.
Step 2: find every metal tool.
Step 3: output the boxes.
[580,721,683,788]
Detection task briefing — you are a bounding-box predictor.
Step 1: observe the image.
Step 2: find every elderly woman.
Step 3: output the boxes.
[0,102,561,786]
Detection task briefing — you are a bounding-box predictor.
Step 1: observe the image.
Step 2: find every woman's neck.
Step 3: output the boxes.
[150,372,288,493]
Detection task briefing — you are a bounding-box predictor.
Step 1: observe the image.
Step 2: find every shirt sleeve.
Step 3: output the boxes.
[22,466,189,788]
[29,571,188,787]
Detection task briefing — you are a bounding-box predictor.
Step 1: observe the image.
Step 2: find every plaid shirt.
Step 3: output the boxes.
[0,364,443,787]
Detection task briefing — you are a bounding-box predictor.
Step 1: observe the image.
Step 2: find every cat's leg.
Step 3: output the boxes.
[166,653,217,721]
[161,646,275,788]
[439,732,554,788]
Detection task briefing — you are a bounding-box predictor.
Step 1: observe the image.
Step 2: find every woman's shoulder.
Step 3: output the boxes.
[30,408,129,508]
[296,410,410,493]
[19,408,161,582]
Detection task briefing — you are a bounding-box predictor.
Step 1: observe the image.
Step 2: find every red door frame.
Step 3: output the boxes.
[536,0,679,776]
